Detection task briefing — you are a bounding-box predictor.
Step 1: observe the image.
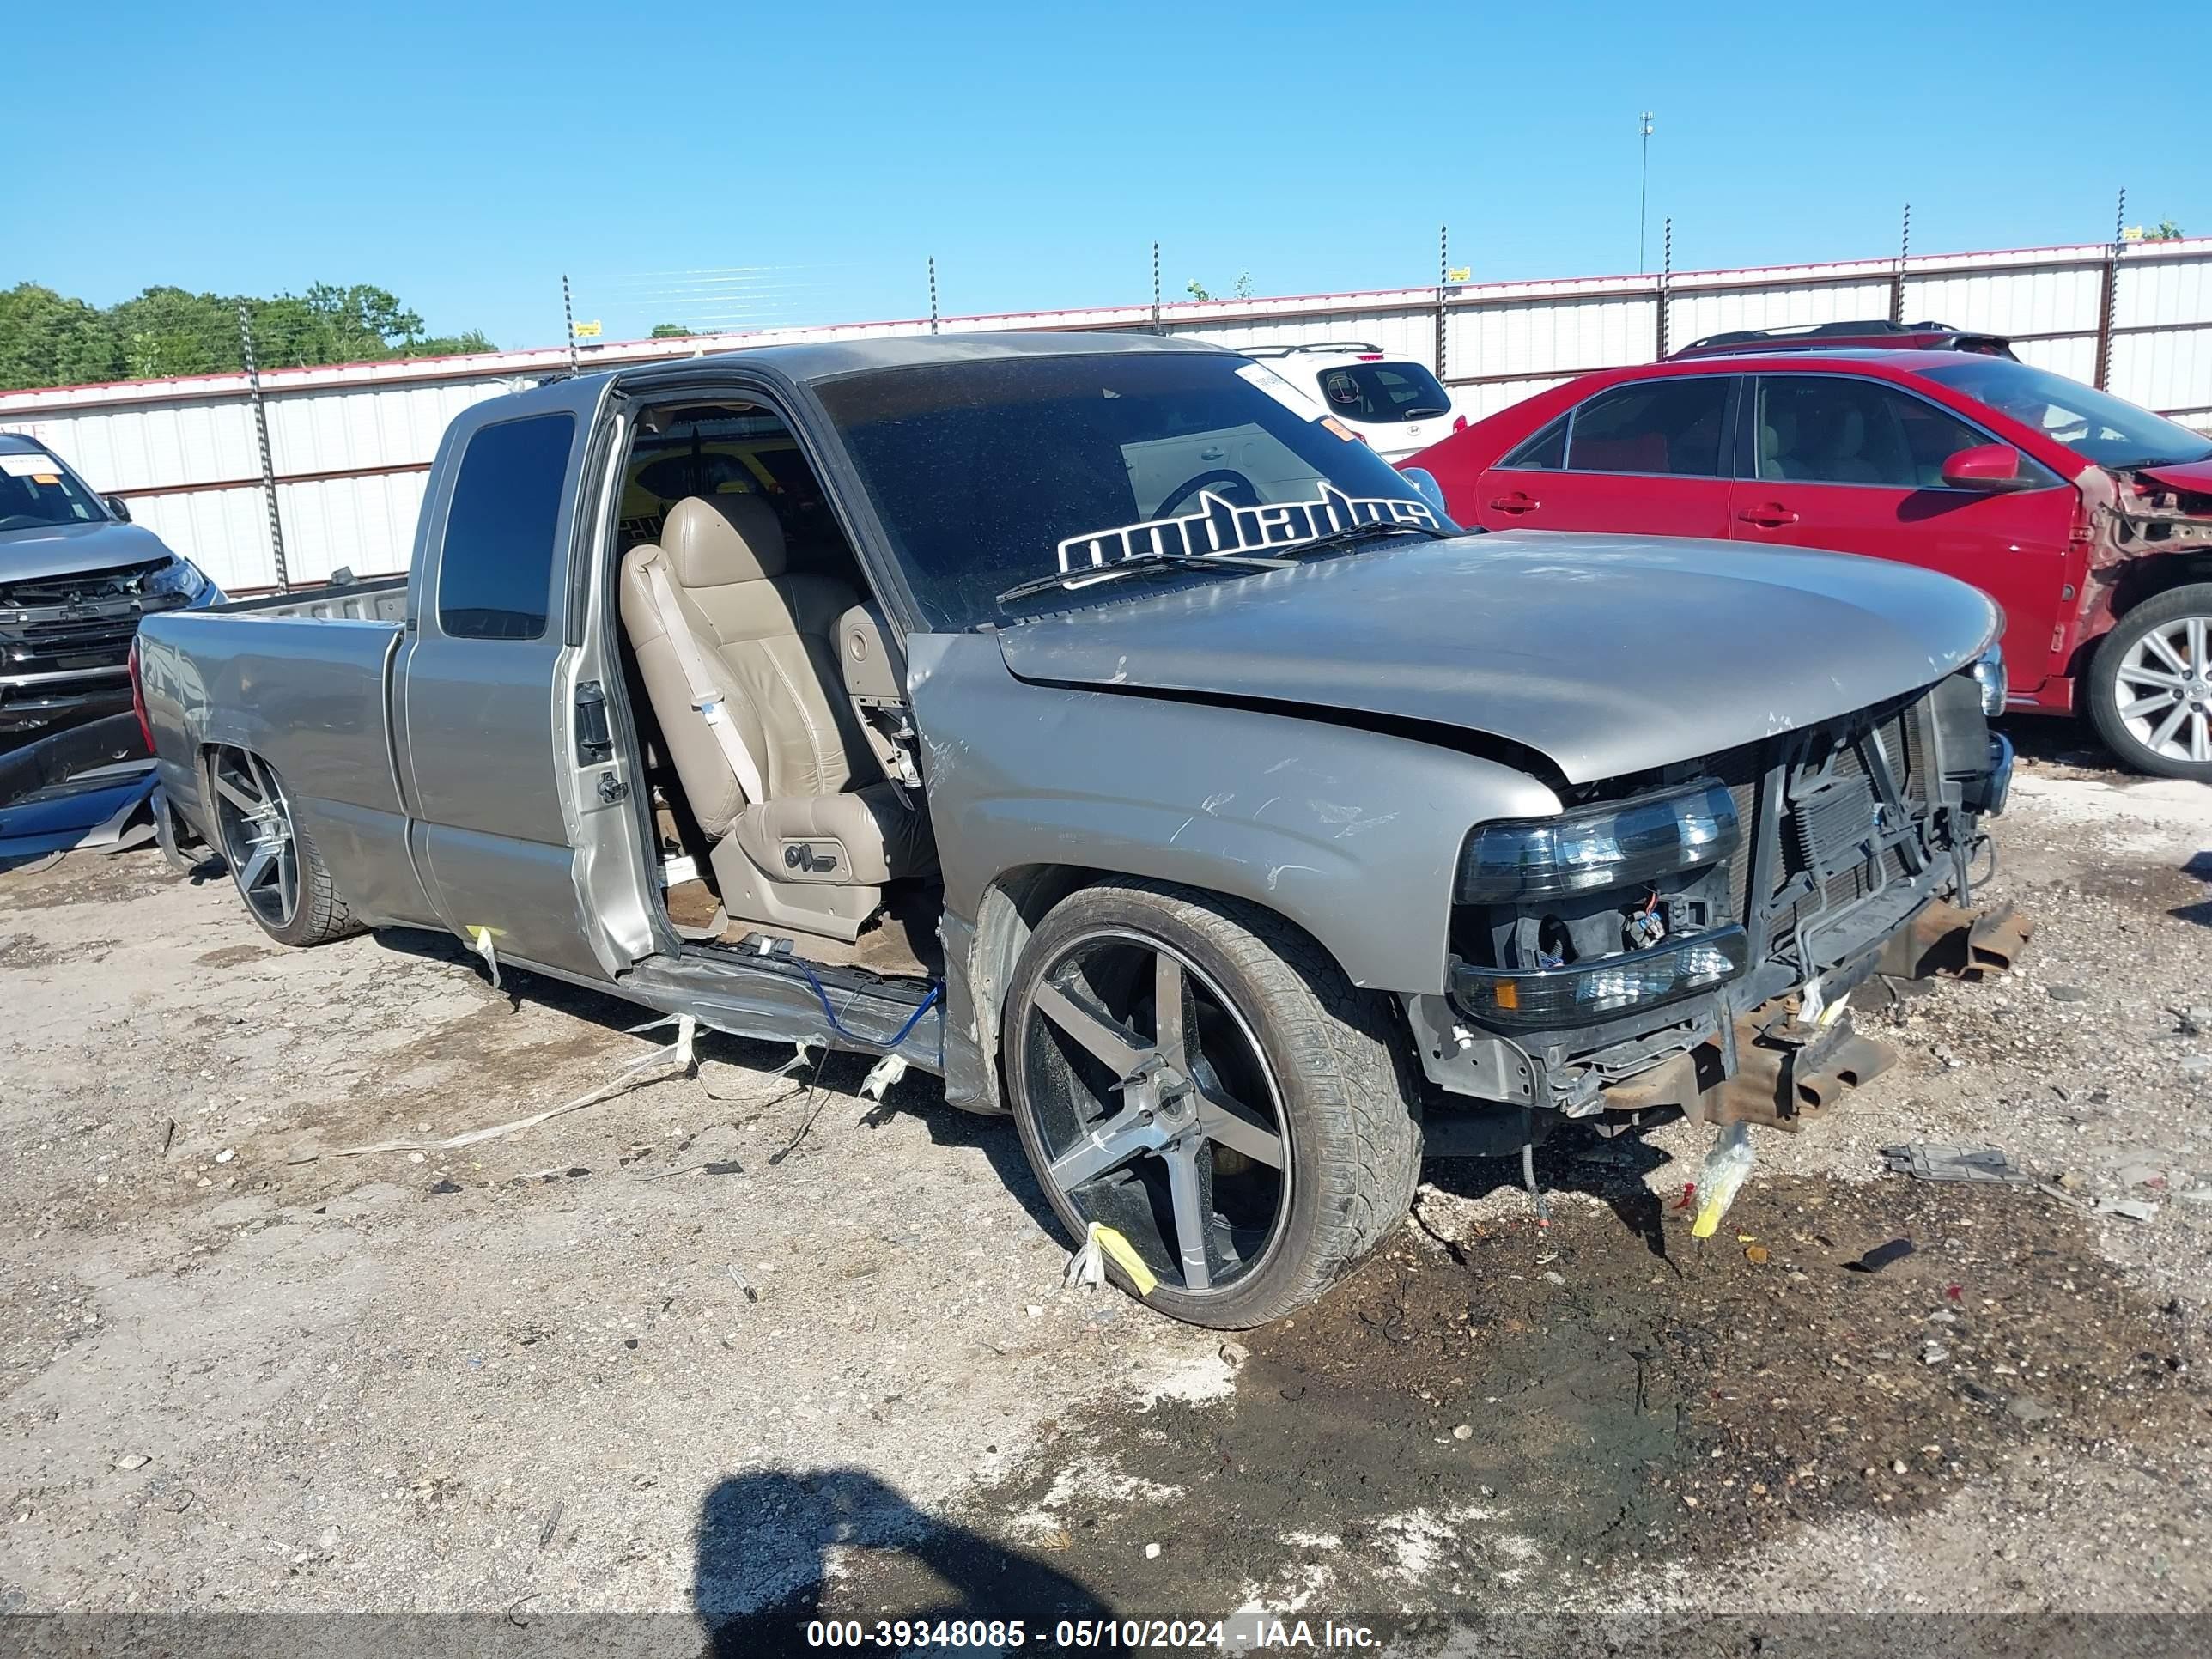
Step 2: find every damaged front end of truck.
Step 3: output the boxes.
[1407,659,2028,1156]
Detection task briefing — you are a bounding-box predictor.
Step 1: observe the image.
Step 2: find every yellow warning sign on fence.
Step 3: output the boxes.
[573,319,603,338]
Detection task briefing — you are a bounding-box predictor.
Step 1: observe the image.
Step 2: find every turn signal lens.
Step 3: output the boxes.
[1450,926,1749,1028]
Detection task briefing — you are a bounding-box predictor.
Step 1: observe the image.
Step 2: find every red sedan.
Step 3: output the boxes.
[1407,349,2212,779]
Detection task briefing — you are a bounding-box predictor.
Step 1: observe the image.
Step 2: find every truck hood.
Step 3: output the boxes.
[994,529,1998,785]
[0,520,178,585]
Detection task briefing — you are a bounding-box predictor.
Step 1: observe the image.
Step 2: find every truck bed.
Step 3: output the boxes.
[204,576,410,624]
[136,577,413,872]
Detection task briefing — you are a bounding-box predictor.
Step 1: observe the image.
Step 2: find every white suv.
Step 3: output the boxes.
[1240,343,1461,461]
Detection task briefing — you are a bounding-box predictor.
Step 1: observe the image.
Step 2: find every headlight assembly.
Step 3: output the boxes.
[1458,782,1739,903]
[144,556,220,605]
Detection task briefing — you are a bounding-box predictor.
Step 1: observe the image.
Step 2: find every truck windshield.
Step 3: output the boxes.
[814,350,1455,629]
[1922,358,2212,471]
[0,452,109,534]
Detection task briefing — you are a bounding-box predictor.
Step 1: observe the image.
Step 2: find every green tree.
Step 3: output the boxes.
[1185,279,1212,301]
[107,286,236,379]
[0,283,123,387]
[0,280,495,390]
[649,322,691,338]
[2147,218,2185,242]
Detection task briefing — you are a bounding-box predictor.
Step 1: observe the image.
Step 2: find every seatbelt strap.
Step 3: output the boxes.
[642,554,767,806]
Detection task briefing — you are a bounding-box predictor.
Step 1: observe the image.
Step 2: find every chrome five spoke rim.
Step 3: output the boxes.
[2116,615,2212,765]
[1022,930,1289,1296]
[211,750,300,928]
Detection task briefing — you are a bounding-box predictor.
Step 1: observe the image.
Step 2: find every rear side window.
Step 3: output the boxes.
[1755,376,1991,489]
[1314,362,1452,424]
[1500,415,1567,470]
[436,413,575,641]
[1565,378,1729,477]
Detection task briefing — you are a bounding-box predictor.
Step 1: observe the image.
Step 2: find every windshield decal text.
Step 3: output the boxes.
[1057,483,1439,574]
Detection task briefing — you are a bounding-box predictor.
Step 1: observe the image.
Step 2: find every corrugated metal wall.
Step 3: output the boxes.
[4,237,2208,595]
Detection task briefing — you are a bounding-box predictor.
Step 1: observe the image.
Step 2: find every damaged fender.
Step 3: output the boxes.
[907,631,1561,1110]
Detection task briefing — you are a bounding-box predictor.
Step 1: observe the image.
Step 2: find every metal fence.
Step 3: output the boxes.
[4,234,2209,596]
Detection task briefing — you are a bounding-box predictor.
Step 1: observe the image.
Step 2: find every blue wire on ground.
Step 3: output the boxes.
[795,960,940,1051]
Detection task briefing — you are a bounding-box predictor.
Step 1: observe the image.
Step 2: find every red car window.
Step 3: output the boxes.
[1565,379,1729,477]
[1756,375,1996,489]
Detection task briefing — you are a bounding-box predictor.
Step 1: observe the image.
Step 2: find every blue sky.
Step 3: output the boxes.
[9,0,2205,352]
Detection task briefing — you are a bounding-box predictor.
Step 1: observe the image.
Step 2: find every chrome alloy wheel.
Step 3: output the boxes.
[210,747,301,931]
[1016,929,1290,1296]
[2113,613,2212,766]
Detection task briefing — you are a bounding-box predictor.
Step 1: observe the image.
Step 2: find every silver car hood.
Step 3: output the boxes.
[0,521,178,585]
[994,529,1999,785]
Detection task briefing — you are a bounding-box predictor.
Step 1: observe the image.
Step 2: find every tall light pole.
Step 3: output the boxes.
[1638,111,1656,272]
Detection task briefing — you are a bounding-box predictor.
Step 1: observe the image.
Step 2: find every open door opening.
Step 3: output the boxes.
[604,398,943,987]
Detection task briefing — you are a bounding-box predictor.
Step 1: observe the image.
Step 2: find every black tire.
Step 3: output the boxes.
[1003,878,1421,1328]
[2087,582,2212,781]
[207,747,359,947]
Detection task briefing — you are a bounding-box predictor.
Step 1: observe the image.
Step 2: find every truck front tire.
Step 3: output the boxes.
[1001,878,1421,1328]
[2087,582,2212,781]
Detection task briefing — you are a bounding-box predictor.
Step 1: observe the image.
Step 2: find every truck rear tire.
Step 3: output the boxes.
[2087,583,2212,781]
[207,746,359,947]
[1001,878,1421,1329]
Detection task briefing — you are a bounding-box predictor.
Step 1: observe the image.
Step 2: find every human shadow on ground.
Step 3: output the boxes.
[694,1468,1109,1657]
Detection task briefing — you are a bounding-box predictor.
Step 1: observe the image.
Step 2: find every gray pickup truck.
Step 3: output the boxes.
[136,333,2022,1328]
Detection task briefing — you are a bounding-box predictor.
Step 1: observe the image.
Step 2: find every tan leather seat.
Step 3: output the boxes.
[619,495,931,942]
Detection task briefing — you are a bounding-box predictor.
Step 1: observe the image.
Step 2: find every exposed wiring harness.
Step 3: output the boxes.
[793,960,941,1053]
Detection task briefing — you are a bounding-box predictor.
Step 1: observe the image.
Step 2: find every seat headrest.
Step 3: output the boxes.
[663,494,787,586]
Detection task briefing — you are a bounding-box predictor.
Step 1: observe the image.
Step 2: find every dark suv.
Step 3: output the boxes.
[0,433,221,738]
[1670,319,2018,360]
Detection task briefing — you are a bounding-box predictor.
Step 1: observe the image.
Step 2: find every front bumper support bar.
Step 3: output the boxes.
[1595,898,2033,1133]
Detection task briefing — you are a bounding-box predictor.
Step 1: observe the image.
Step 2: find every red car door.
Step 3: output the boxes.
[1470,374,1738,538]
[1728,373,2076,697]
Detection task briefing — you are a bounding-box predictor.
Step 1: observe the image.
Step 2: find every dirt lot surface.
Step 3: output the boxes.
[3,730,2209,1653]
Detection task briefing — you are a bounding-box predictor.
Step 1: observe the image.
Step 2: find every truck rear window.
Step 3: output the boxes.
[436,414,575,641]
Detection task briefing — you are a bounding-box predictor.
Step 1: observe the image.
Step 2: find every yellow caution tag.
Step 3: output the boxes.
[1091,1224,1158,1296]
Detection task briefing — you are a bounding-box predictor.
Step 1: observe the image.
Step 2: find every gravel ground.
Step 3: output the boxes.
[1,732,2208,1652]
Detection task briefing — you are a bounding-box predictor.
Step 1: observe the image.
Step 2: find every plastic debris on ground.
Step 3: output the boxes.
[1881,1144,2032,1184]
[0,714,160,864]
[2093,1196,2160,1223]
[1690,1121,1756,1240]
[1844,1237,1916,1274]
